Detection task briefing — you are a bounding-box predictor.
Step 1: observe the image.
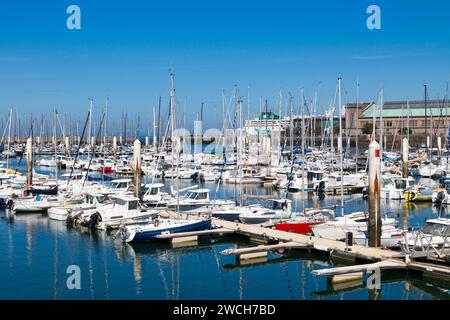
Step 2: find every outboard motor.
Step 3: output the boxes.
[317,181,326,199]
[66,209,83,227]
[81,212,102,229]
[362,187,369,200]
[435,190,446,205]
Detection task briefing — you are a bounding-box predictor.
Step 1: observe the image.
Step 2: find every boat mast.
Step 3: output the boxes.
[88,98,93,158]
[6,108,12,169]
[355,80,360,174]
[53,108,58,184]
[301,88,306,213]
[338,77,344,216]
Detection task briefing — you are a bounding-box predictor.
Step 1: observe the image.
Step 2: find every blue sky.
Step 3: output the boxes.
[0,0,450,133]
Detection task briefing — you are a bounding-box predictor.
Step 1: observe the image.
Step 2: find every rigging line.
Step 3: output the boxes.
[82,111,106,187]
[67,110,90,188]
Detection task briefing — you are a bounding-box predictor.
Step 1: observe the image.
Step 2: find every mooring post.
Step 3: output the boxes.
[437,136,442,164]
[368,140,381,247]
[26,137,33,186]
[133,139,142,199]
[113,136,117,164]
[402,138,409,178]
[65,136,70,156]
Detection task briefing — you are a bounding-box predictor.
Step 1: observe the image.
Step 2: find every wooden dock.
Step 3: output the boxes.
[156,211,450,281]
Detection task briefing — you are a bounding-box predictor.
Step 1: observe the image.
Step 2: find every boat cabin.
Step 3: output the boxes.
[185,189,210,201]
[142,183,165,196]
[106,179,133,192]
[270,199,292,212]
[84,192,110,205]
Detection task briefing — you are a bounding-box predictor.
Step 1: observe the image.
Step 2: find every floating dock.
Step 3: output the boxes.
[158,212,450,282]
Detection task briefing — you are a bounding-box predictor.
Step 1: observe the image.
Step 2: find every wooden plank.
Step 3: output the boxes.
[313,259,407,276]
[221,241,308,256]
[213,219,401,260]
[155,228,234,239]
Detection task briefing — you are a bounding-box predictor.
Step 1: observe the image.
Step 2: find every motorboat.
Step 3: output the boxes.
[381,176,416,200]
[404,186,433,202]
[166,188,236,214]
[69,195,158,230]
[238,199,296,225]
[141,183,171,207]
[48,192,109,221]
[119,217,212,242]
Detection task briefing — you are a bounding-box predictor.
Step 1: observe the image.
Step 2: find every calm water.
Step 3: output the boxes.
[1,158,450,300]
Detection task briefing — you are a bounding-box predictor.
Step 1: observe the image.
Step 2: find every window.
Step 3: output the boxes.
[196,192,208,200]
[395,179,407,189]
[128,200,138,210]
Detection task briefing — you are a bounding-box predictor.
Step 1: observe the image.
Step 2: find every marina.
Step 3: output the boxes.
[1,1,450,305]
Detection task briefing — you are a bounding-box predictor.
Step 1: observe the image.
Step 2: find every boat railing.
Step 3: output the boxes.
[401,228,450,258]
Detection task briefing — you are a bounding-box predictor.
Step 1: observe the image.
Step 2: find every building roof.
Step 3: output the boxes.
[359,100,450,118]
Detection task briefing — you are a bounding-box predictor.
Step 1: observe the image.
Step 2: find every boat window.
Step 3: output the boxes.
[86,195,94,204]
[196,192,208,200]
[395,179,407,189]
[187,192,197,199]
[96,195,107,204]
[118,182,128,189]
[272,201,285,210]
[150,188,158,195]
[107,182,118,189]
[128,200,138,210]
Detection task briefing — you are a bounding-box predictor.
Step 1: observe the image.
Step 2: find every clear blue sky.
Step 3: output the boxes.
[1,0,450,134]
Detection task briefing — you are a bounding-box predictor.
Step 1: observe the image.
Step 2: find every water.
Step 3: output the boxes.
[1,158,450,300]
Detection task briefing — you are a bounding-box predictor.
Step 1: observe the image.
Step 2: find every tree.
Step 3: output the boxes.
[361,123,373,134]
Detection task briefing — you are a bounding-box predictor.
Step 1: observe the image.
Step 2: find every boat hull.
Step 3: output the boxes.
[128,219,212,242]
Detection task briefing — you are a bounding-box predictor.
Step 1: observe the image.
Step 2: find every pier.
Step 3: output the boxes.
[156,212,450,282]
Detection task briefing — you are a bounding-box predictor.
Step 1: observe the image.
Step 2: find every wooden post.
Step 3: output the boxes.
[368,140,381,247]
[133,139,142,199]
[402,138,409,178]
[26,137,33,186]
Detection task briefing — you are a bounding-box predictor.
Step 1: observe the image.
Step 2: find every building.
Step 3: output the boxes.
[345,100,450,144]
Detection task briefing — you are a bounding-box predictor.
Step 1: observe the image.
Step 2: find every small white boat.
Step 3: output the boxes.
[48,192,109,221]
[381,176,416,200]
[71,195,158,230]
[167,188,236,214]
[142,183,171,207]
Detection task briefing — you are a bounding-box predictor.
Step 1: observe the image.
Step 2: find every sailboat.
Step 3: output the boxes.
[117,72,212,242]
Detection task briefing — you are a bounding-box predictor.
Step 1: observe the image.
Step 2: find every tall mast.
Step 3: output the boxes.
[355,80,360,173]
[338,77,344,216]
[6,108,12,169]
[301,88,306,213]
[424,84,429,154]
[88,98,93,156]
